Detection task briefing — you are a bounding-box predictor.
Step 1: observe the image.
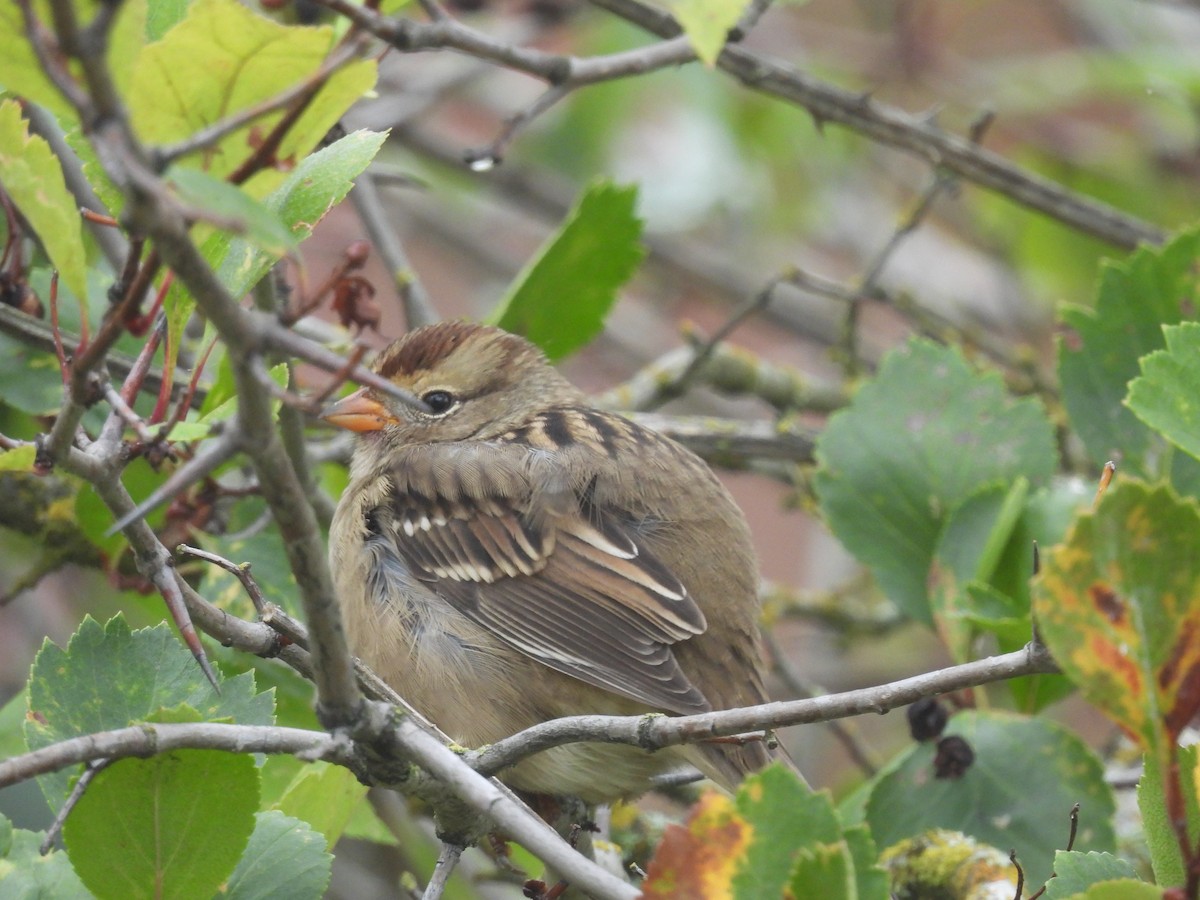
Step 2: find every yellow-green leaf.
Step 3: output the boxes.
[668,0,746,64]
[0,446,36,472]
[130,0,375,185]
[0,0,146,121]
[0,100,88,301]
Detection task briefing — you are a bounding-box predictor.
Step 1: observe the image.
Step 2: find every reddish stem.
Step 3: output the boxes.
[47,272,69,385]
[126,270,172,337]
[159,333,219,434]
[80,208,119,227]
[149,326,174,426]
[120,318,165,407]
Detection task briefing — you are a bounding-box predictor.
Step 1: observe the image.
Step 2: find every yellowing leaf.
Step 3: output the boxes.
[641,792,752,899]
[1034,481,1200,761]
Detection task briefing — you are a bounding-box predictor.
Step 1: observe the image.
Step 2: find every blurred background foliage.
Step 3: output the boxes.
[2,0,1200,896]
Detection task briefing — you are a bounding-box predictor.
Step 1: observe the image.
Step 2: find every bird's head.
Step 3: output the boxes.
[322,322,583,446]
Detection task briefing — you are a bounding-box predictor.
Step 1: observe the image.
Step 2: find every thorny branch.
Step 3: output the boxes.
[312,0,1161,249]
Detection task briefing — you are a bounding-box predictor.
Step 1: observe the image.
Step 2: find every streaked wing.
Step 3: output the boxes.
[378,443,712,714]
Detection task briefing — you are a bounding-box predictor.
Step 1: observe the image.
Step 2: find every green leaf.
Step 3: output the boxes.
[667,0,746,65]
[63,750,259,900]
[24,615,274,809]
[1137,745,1200,887]
[0,100,89,301]
[129,0,375,183]
[1128,321,1200,463]
[165,168,297,255]
[0,813,93,899]
[107,0,149,102]
[1060,882,1165,900]
[219,811,332,900]
[0,7,76,120]
[928,479,1029,660]
[948,478,1030,587]
[995,478,1093,711]
[146,0,191,40]
[0,689,28,761]
[199,500,299,615]
[643,765,885,900]
[220,128,388,286]
[489,180,644,361]
[63,126,124,222]
[1042,851,1141,899]
[733,764,839,896]
[1058,227,1200,492]
[0,331,67,416]
[0,0,144,122]
[272,761,366,849]
[814,339,1056,624]
[166,362,288,441]
[785,843,855,899]
[1033,482,1200,760]
[842,825,890,900]
[865,711,1116,888]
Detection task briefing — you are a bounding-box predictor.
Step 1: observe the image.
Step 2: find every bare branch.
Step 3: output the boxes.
[469,643,1058,776]
[625,412,816,466]
[586,0,1164,250]
[350,172,439,328]
[0,722,346,789]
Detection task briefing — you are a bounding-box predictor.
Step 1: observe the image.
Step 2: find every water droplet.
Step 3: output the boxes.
[466,153,498,172]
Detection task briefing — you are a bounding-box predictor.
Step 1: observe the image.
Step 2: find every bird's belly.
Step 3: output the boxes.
[350,586,696,800]
[358,592,530,746]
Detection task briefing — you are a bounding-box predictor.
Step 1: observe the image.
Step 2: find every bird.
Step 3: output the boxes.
[324,321,778,802]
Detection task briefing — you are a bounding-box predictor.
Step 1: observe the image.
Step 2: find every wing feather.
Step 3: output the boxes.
[380,441,712,714]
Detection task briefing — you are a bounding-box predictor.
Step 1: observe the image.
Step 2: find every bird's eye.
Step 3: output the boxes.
[421,390,456,415]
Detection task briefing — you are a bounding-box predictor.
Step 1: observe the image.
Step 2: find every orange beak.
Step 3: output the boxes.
[321,388,397,433]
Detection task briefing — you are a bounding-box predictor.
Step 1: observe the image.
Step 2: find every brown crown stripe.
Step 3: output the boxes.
[377,321,530,379]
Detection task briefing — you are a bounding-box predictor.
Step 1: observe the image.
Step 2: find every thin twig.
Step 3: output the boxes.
[106,428,241,534]
[177,544,269,615]
[762,630,879,776]
[39,760,108,854]
[661,280,779,404]
[0,306,197,408]
[153,42,367,168]
[839,168,958,375]
[1010,850,1025,900]
[422,843,464,900]
[101,383,155,444]
[586,0,1163,250]
[350,173,438,328]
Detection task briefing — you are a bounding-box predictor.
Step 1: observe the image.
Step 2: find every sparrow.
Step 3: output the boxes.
[324,321,776,802]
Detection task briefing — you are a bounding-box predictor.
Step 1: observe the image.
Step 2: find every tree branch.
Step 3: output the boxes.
[585,0,1164,250]
[469,642,1058,776]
